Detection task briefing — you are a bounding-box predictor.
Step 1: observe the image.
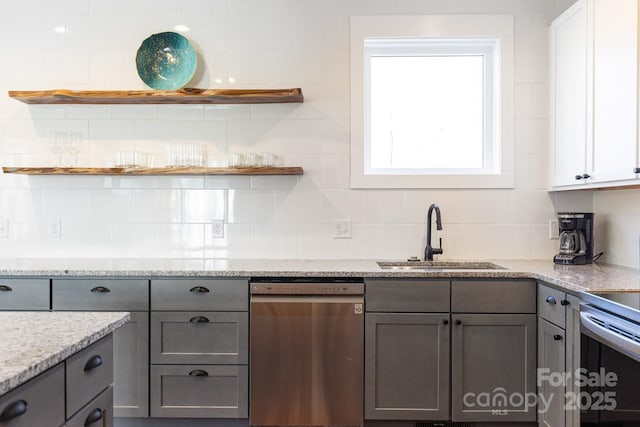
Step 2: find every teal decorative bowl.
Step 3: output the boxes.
[135,32,197,90]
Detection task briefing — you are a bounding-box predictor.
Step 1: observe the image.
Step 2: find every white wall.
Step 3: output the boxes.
[592,190,640,268]
[0,0,586,260]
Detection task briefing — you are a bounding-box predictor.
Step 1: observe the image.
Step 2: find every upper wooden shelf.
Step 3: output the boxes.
[7,88,304,105]
[2,166,303,176]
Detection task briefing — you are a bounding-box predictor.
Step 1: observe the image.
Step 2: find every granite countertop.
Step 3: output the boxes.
[0,258,639,293]
[0,311,129,396]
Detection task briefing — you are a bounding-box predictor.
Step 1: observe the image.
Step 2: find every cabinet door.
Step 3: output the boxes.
[451,314,536,422]
[538,318,566,427]
[564,295,581,427]
[590,0,639,183]
[364,313,450,420]
[113,311,148,418]
[550,0,590,187]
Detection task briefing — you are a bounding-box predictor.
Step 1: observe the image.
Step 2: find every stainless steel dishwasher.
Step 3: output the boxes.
[250,277,364,427]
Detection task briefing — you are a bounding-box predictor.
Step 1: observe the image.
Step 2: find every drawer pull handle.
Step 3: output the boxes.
[84,408,103,425]
[189,286,210,293]
[545,296,557,305]
[90,286,111,293]
[0,285,12,291]
[553,334,563,341]
[190,316,210,323]
[560,299,570,306]
[84,355,103,372]
[0,399,27,421]
[189,369,209,377]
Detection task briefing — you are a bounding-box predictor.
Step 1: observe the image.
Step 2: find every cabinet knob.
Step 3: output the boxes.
[0,400,27,421]
[575,174,583,180]
[455,320,462,325]
[84,408,104,425]
[189,369,209,377]
[0,285,12,291]
[90,286,111,293]
[553,334,563,341]
[83,355,103,372]
[560,299,570,306]
[582,173,591,179]
[442,319,449,325]
[634,167,640,174]
[189,286,210,293]
[545,296,557,305]
[189,316,210,323]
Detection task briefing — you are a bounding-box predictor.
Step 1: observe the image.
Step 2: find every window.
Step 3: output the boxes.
[351,15,514,188]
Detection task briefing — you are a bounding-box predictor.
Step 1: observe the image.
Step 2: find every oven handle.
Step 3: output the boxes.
[579,306,640,363]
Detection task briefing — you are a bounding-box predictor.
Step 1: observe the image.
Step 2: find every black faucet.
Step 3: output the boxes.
[425,203,443,261]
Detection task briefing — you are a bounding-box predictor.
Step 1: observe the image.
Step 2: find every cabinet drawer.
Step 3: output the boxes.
[66,335,113,418]
[150,365,248,418]
[64,386,113,427]
[150,311,248,364]
[0,278,49,310]
[451,280,536,313]
[150,279,248,311]
[538,283,567,328]
[0,363,64,427]
[52,279,148,311]
[365,279,450,312]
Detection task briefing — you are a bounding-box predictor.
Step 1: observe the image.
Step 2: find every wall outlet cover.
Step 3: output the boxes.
[549,219,559,240]
[333,219,352,239]
[0,220,8,238]
[212,219,224,238]
[50,219,61,238]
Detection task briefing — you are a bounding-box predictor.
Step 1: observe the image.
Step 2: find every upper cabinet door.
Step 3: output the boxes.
[549,0,590,187]
[590,0,639,183]
[550,0,640,190]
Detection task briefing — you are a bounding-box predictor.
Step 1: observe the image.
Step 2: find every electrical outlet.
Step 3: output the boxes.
[212,219,224,238]
[50,219,61,238]
[0,220,8,238]
[549,219,560,240]
[333,219,352,239]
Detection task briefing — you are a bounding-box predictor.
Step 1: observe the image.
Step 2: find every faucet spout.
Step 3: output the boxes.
[425,203,443,261]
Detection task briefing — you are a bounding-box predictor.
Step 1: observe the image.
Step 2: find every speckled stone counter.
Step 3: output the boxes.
[0,311,129,396]
[0,258,639,293]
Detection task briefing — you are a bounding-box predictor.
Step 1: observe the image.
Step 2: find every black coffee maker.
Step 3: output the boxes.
[553,212,594,265]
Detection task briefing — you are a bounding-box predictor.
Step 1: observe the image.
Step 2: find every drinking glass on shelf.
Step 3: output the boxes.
[67,132,82,167]
[50,131,68,167]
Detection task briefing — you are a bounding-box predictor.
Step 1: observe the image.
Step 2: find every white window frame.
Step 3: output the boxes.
[350,15,515,189]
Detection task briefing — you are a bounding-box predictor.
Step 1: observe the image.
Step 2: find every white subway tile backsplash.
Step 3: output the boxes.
[2,0,612,261]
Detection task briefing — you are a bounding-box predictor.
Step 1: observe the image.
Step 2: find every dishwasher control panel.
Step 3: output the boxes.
[250,281,364,295]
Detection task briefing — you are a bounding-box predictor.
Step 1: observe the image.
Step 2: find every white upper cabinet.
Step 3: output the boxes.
[549,0,640,190]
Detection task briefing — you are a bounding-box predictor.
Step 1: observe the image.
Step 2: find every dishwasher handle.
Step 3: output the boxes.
[580,306,640,363]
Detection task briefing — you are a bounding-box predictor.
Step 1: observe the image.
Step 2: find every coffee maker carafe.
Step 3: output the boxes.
[553,212,594,265]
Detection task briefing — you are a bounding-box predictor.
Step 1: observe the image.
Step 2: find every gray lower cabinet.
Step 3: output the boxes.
[537,283,581,427]
[112,312,148,417]
[538,318,566,427]
[149,278,249,419]
[149,365,248,418]
[0,278,50,310]
[0,336,115,427]
[52,279,149,418]
[364,312,450,420]
[0,363,65,427]
[451,313,537,422]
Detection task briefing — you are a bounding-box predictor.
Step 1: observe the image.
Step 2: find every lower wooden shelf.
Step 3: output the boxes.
[1,166,303,176]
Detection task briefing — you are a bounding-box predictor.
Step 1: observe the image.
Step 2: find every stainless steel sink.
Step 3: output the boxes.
[377,261,506,271]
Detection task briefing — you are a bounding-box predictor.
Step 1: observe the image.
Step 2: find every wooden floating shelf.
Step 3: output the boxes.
[2,166,304,176]
[7,88,304,105]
